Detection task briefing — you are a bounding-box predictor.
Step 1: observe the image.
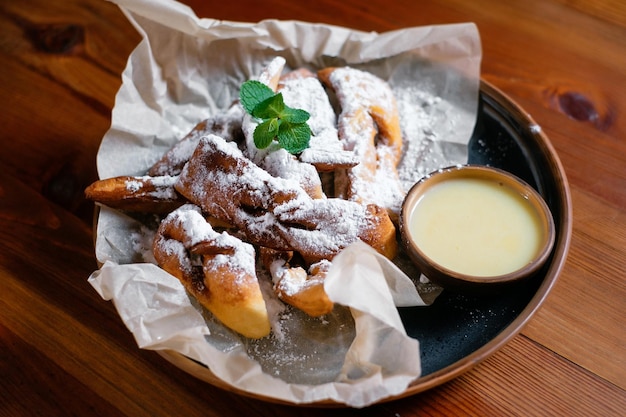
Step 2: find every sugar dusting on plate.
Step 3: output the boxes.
[245,266,356,385]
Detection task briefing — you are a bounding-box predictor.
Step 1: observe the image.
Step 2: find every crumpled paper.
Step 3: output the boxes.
[88,0,481,407]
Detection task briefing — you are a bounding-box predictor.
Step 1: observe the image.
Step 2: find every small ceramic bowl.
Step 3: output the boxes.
[399,165,556,293]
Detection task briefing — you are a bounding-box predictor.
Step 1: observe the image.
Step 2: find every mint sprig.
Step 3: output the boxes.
[239,80,311,154]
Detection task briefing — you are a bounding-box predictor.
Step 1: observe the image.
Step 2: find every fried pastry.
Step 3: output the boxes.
[259,148,326,199]
[88,60,421,339]
[274,196,398,263]
[175,134,398,263]
[174,134,296,250]
[277,68,359,172]
[84,175,184,213]
[153,204,270,339]
[318,66,405,221]
[148,104,244,177]
[260,248,334,317]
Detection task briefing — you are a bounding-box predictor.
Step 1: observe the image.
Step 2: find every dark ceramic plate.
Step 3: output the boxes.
[157,80,573,405]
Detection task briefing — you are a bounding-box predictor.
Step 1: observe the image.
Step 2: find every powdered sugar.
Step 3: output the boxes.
[149,105,244,176]
[258,147,324,199]
[328,67,397,115]
[322,67,406,219]
[125,179,142,193]
[258,56,286,87]
[156,204,257,278]
[280,76,336,131]
[274,198,365,250]
[279,75,346,157]
[243,304,355,384]
[124,175,179,199]
[395,85,465,187]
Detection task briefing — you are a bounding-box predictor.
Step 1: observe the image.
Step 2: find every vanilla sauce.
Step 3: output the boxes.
[408,176,544,277]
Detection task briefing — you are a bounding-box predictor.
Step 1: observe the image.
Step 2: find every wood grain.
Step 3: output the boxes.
[1,0,624,415]
[524,186,626,387]
[0,0,138,219]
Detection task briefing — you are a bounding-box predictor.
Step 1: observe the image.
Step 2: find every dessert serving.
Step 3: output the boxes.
[86,57,414,338]
[86,1,493,407]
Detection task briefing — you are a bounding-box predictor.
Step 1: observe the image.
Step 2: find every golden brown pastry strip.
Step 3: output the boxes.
[153,204,270,339]
[318,66,403,163]
[260,248,334,317]
[318,66,405,221]
[84,175,184,213]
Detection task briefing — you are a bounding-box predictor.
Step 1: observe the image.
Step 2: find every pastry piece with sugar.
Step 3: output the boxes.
[175,134,298,251]
[148,103,244,177]
[259,148,326,200]
[277,68,359,172]
[175,134,398,263]
[85,104,244,213]
[318,66,406,222]
[273,194,398,263]
[84,174,185,213]
[260,247,334,317]
[153,204,271,339]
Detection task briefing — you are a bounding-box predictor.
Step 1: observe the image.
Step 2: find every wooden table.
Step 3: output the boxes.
[1,0,624,415]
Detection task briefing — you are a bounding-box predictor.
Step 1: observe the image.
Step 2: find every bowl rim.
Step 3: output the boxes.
[399,163,557,286]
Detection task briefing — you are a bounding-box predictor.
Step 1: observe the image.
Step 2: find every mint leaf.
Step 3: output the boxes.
[253,118,279,149]
[252,93,285,119]
[240,80,275,114]
[239,78,312,155]
[280,106,310,124]
[277,122,311,154]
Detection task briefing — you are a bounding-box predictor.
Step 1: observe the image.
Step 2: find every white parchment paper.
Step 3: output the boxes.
[88,0,481,407]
